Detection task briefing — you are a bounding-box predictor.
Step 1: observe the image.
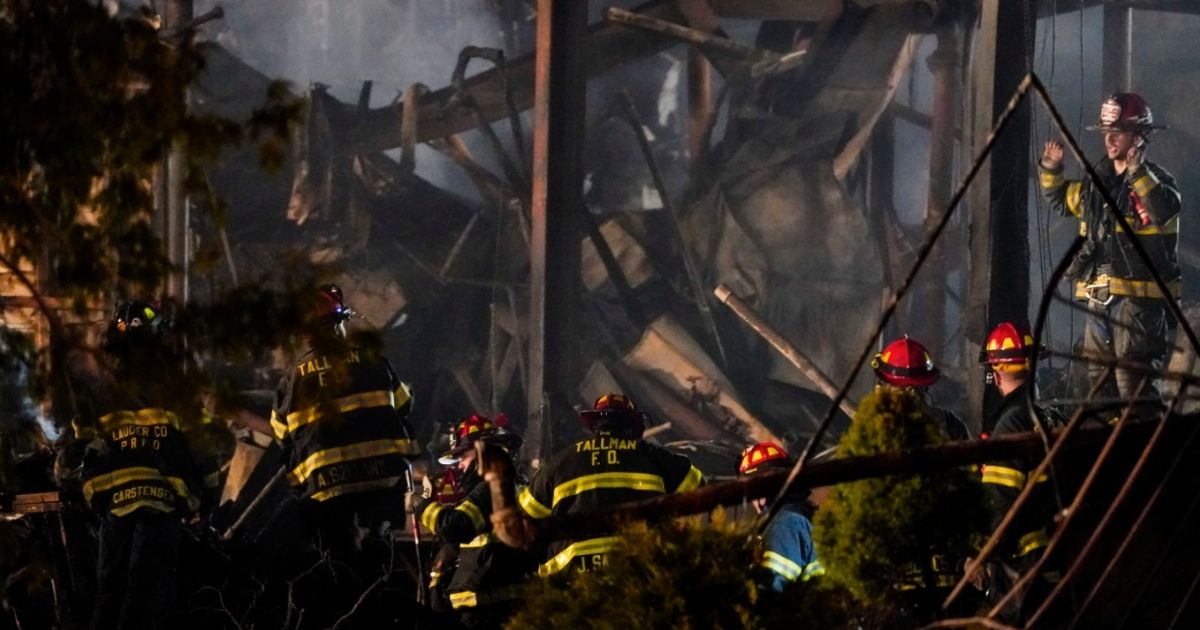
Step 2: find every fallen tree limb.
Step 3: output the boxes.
[531,419,1162,542]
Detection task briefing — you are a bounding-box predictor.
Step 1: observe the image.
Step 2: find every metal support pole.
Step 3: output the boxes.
[526,0,587,469]
[163,0,193,301]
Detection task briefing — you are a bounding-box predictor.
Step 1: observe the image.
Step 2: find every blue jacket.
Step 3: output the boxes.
[760,501,823,592]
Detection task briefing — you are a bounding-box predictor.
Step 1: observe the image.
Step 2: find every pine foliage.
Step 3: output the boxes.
[508,511,769,630]
[813,387,988,606]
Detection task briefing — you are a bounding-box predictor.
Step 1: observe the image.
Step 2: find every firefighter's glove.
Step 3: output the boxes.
[404,489,419,516]
[964,556,989,593]
[490,506,541,551]
[421,474,434,500]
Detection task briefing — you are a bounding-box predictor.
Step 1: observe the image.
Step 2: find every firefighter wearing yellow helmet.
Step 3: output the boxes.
[739,442,823,591]
[977,322,1061,624]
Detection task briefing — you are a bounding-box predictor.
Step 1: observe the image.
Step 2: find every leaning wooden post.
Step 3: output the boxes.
[714,284,858,419]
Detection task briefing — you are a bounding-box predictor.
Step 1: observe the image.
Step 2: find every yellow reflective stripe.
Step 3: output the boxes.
[1066,181,1084,217]
[674,466,703,493]
[421,502,444,532]
[1115,214,1179,235]
[288,438,416,485]
[518,487,552,519]
[981,466,1026,489]
[538,536,622,576]
[83,467,191,502]
[449,591,477,608]
[1079,219,1089,237]
[1131,170,1159,197]
[394,382,412,409]
[1075,278,1180,300]
[72,419,96,440]
[308,475,403,502]
[762,551,803,582]
[270,410,287,441]
[461,533,491,548]
[802,560,825,581]
[98,409,181,432]
[285,389,397,433]
[551,473,665,508]
[1039,170,1065,189]
[429,571,441,588]
[448,585,522,609]
[455,500,486,531]
[109,497,176,517]
[1017,529,1049,557]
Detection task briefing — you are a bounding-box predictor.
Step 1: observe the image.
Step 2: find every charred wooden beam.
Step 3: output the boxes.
[964,0,1033,434]
[686,49,713,170]
[605,7,808,78]
[617,91,728,367]
[526,0,587,468]
[708,0,841,19]
[715,285,858,420]
[581,211,649,329]
[913,25,959,362]
[346,0,686,154]
[399,83,427,173]
[610,362,733,442]
[831,32,921,179]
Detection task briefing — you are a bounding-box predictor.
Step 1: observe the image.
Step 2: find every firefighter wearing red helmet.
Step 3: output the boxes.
[417,414,534,629]
[739,442,824,591]
[977,322,1061,624]
[515,393,702,575]
[872,336,969,441]
[1039,93,1180,405]
[271,284,421,623]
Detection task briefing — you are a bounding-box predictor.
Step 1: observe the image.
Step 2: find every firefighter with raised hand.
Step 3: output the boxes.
[66,300,220,630]
[517,393,703,576]
[1039,93,1180,408]
[416,414,533,629]
[872,335,970,441]
[271,284,421,617]
[977,322,1059,623]
[739,442,822,592]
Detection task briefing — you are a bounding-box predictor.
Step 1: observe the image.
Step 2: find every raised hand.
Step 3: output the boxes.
[1042,140,1065,169]
[1125,143,1143,172]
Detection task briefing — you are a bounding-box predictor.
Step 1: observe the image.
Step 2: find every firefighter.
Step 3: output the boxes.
[977,322,1060,624]
[426,466,468,618]
[872,336,970,440]
[1038,93,1181,408]
[417,414,534,629]
[271,284,421,621]
[65,300,220,630]
[516,393,703,575]
[739,442,823,592]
